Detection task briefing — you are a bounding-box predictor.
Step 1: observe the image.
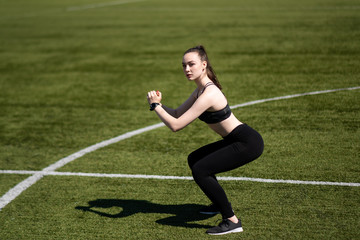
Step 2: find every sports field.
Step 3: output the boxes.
[0,0,359,239]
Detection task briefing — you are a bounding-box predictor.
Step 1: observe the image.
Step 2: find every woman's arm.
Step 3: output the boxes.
[160,104,177,117]
[161,89,197,118]
[148,89,217,132]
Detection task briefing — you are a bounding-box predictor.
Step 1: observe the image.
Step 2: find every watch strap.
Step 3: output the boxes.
[149,103,160,111]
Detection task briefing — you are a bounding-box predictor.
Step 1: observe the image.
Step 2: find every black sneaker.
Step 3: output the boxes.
[206,219,243,235]
[199,204,220,215]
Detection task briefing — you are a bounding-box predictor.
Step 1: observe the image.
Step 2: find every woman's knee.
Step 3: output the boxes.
[190,162,209,180]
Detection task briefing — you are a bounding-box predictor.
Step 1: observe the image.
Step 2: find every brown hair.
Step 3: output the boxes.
[184,45,222,90]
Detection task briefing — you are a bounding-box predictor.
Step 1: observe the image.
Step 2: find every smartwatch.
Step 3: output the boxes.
[149,103,160,111]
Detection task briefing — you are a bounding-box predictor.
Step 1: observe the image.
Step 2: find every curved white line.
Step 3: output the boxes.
[230,86,360,109]
[1,86,359,210]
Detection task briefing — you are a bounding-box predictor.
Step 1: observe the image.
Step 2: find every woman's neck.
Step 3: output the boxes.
[195,75,212,89]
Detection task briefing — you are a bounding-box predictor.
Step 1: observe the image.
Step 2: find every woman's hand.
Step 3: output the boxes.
[147,90,162,104]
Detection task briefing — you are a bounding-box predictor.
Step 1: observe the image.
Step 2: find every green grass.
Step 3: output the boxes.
[0,0,359,239]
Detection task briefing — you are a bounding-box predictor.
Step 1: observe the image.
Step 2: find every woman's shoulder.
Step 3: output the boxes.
[198,85,226,108]
[204,84,224,98]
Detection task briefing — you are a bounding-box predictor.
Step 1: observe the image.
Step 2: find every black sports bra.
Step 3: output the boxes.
[198,104,232,124]
[197,82,232,124]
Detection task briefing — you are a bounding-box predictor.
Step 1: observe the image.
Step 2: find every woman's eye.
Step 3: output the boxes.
[182,63,195,68]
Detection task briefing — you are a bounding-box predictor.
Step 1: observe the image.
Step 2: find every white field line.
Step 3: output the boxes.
[0,86,359,211]
[230,86,360,109]
[66,0,145,12]
[1,170,360,187]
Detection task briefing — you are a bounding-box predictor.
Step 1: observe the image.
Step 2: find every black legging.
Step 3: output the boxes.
[188,124,264,219]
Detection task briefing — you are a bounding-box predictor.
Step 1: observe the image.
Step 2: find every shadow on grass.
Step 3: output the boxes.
[75,199,215,229]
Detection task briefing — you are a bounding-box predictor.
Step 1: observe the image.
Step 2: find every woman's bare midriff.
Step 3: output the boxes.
[207,113,243,137]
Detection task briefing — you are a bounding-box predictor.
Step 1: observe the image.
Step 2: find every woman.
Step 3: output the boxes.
[147,45,264,235]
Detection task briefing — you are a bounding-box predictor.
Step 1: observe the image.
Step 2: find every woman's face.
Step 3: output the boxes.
[182,52,207,81]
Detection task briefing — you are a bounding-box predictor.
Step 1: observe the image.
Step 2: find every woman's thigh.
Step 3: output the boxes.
[187,139,228,169]
[192,141,252,176]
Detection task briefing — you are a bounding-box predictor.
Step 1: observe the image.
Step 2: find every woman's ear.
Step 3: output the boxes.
[202,61,207,70]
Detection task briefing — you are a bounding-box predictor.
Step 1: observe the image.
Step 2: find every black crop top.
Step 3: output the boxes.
[198,104,232,124]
